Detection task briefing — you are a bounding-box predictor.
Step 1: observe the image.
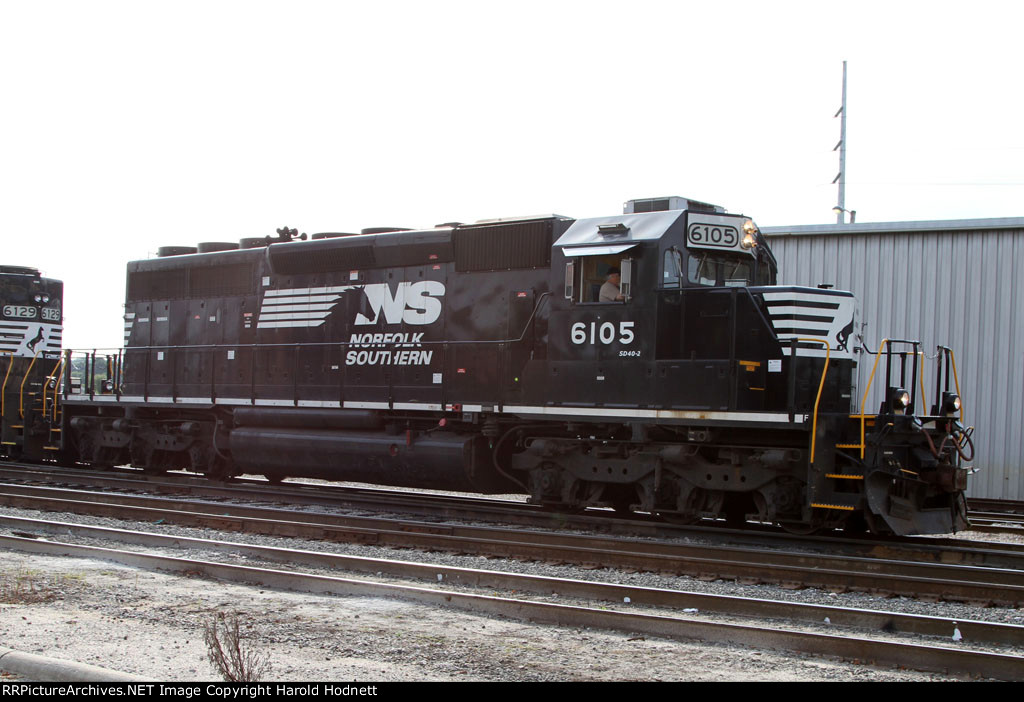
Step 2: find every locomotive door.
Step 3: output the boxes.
[212,297,248,401]
[146,301,172,398]
[122,303,152,396]
[179,299,209,398]
[505,288,535,397]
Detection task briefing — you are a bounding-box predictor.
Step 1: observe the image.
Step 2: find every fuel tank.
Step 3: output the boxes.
[228,425,510,493]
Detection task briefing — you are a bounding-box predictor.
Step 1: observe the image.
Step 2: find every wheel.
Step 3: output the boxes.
[604,484,639,514]
[658,511,701,526]
[723,494,753,528]
[203,456,236,481]
[778,520,820,536]
[842,512,869,535]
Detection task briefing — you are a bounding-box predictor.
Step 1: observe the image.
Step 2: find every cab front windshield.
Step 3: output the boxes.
[688,251,755,287]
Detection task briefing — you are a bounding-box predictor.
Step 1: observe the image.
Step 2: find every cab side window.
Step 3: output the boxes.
[564,255,635,303]
[662,249,682,288]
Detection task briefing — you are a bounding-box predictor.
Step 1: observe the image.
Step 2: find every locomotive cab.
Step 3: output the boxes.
[549,208,794,414]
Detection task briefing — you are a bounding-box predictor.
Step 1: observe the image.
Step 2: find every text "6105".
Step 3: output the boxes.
[571,321,635,345]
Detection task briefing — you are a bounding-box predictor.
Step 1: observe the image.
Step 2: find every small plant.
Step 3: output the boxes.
[203,612,271,682]
[0,569,60,604]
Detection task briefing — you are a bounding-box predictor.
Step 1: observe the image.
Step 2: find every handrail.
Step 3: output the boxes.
[917,351,928,417]
[858,337,920,355]
[861,341,965,416]
[43,357,65,422]
[951,348,964,423]
[62,349,72,400]
[857,338,936,458]
[19,350,40,419]
[857,338,892,459]
[940,345,965,425]
[0,352,13,420]
[87,293,554,357]
[72,293,553,408]
[796,337,830,466]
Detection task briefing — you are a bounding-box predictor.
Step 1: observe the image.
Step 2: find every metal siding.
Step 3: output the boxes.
[991,234,1012,495]
[1013,234,1024,500]
[766,225,1024,500]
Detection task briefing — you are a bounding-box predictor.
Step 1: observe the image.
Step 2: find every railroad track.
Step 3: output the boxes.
[968,511,1024,532]
[3,515,1024,680]
[964,499,1024,534]
[0,463,1018,559]
[2,481,1024,607]
[969,499,1024,515]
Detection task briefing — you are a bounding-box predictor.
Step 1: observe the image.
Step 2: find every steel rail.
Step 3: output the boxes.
[967,523,1024,537]
[968,499,1024,515]
[969,511,1024,525]
[0,463,541,524]
[3,464,1023,569]
[1,534,1021,681]
[4,513,1024,649]
[2,485,1024,606]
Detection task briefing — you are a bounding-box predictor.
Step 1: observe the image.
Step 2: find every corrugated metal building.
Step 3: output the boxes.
[762,218,1024,501]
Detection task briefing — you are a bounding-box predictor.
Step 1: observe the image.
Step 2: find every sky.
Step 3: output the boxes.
[2,0,1022,348]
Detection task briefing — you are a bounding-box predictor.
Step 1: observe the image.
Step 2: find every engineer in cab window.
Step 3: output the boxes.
[599,267,624,302]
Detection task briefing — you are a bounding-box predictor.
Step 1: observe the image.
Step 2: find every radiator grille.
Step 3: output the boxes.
[189,263,255,297]
[454,220,552,272]
[127,264,254,301]
[126,269,187,301]
[269,245,376,275]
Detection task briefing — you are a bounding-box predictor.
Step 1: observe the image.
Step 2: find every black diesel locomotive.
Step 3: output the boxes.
[8,197,975,535]
[0,266,64,458]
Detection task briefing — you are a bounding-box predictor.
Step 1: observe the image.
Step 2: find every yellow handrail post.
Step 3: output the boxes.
[949,348,965,425]
[19,350,40,419]
[858,338,890,459]
[43,357,65,422]
[795,337,831,466]
[0,352,13,421]
[918,350,928,416]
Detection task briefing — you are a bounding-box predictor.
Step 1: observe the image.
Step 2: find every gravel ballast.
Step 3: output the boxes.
[1,501,1021,682]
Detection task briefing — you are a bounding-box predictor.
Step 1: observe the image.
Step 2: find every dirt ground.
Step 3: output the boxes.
[0,549,952,682]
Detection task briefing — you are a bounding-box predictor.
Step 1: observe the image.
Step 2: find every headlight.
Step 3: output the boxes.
[740,220,759,250]
[891,388,911,413]
[942,393,961,416]
[33,294,42,302]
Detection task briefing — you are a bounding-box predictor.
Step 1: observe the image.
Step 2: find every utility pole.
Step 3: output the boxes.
[833,60,849,223]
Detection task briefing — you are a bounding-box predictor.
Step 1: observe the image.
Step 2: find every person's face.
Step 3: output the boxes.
[609,273,620,285]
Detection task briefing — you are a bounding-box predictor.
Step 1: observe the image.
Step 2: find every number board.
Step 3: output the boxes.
[687,215,754,257]
[3,305,37,319]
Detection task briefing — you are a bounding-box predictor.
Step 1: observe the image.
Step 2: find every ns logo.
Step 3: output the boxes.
[355,281,445,326]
